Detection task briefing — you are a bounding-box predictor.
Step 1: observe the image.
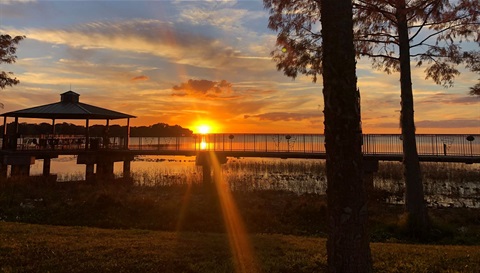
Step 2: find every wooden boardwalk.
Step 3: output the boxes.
[4,134,480,164]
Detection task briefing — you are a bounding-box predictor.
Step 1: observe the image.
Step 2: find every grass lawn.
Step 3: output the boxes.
[1,222,479,273]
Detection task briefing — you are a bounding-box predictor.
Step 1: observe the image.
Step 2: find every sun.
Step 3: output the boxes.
[194,121,219,134]
[198,124,211,135]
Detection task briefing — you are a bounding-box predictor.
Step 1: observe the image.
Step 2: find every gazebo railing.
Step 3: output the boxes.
[2,135,127,151]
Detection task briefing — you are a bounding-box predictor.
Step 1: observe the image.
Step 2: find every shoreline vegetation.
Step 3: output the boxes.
[1,122,193,137]
[45,159,479,208]
[1,160,479,272]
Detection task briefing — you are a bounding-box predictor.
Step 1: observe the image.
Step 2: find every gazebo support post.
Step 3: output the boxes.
[2,116,7,149]
[12,117,19,151]
[51,119,56,135]
[85,119,90,150]
[125,118,130,149]
[104,119,110,149]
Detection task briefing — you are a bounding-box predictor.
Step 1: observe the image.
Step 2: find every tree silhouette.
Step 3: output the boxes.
[0,34,25,90]
[465,50,480,95]
[264,0,479,238]
[321,1,372,271]
[265,0,372,271]
[354,0,479,237]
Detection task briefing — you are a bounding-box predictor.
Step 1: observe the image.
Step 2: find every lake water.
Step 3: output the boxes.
[25,155,480,208]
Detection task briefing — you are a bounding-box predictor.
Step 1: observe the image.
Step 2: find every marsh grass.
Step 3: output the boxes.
[374,162,480,207]
[1,176,479,245]
[125,159,479,207]
[0,178,329,236]
[1,222,479,273]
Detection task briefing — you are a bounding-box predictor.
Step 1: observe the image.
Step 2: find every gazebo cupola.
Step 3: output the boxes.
[61,91,80,103]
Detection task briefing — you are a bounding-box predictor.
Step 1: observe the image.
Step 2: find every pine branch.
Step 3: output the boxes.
[359,52,398,60]
[409,22,469,48]
[409,14,473,29]
[354,0,397,24]
[356,38,399,45]
[408,0,439,42]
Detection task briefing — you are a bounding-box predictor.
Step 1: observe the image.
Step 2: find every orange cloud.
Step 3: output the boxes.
[244,111,322,122]
[172,79,234,99]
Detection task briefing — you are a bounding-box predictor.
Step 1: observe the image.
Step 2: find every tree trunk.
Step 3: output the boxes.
[396,0,429,238]
[320,0,372,272]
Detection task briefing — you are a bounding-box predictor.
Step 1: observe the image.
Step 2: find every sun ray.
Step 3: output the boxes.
[208,151,260,273]
[174,180,193,232]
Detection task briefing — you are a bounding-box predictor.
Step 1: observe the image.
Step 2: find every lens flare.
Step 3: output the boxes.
[208,151,260,273]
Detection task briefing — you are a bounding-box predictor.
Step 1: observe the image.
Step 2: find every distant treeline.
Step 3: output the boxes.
[1,122,193,137]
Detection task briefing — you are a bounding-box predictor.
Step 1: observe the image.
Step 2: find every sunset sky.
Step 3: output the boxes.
[1,0,478,134]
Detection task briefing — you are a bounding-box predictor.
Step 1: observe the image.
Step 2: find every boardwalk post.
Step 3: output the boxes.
[85,164,95,182]
[363,159,379,192]
[0,162,7,179]
[196,151,227,184]
[97,160,115,181]
[11,165,30,176]
[196,152,212,184]
[43,158,51,177]
[123,159,131,178]
[203,163,212,184]
[8,155,34,177]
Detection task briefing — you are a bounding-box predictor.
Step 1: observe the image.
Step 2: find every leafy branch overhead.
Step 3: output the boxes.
[464,50,480,95]
[264,0,480,90]
[0,34,25,89]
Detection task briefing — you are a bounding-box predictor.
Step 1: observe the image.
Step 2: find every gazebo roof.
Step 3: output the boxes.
[1,91,136,120]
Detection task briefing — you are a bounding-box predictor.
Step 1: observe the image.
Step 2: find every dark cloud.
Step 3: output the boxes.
[244,112,322,122]
[415,119,480,128]
[375,119,480,129]
[418,92,480,105]
[172,79,233,98]
[131,75,149,82]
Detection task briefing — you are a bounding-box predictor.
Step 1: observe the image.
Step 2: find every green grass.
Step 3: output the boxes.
[1,222,479,273]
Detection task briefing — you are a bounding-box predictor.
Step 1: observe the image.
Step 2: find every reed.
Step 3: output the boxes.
[125,159,478,208]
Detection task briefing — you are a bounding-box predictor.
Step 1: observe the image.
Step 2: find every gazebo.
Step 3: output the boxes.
[0,91,136,179]
[1,90,135,150]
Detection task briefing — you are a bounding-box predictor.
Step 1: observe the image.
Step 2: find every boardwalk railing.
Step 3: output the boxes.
[128,134,480,157]
[4,134,480,157]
